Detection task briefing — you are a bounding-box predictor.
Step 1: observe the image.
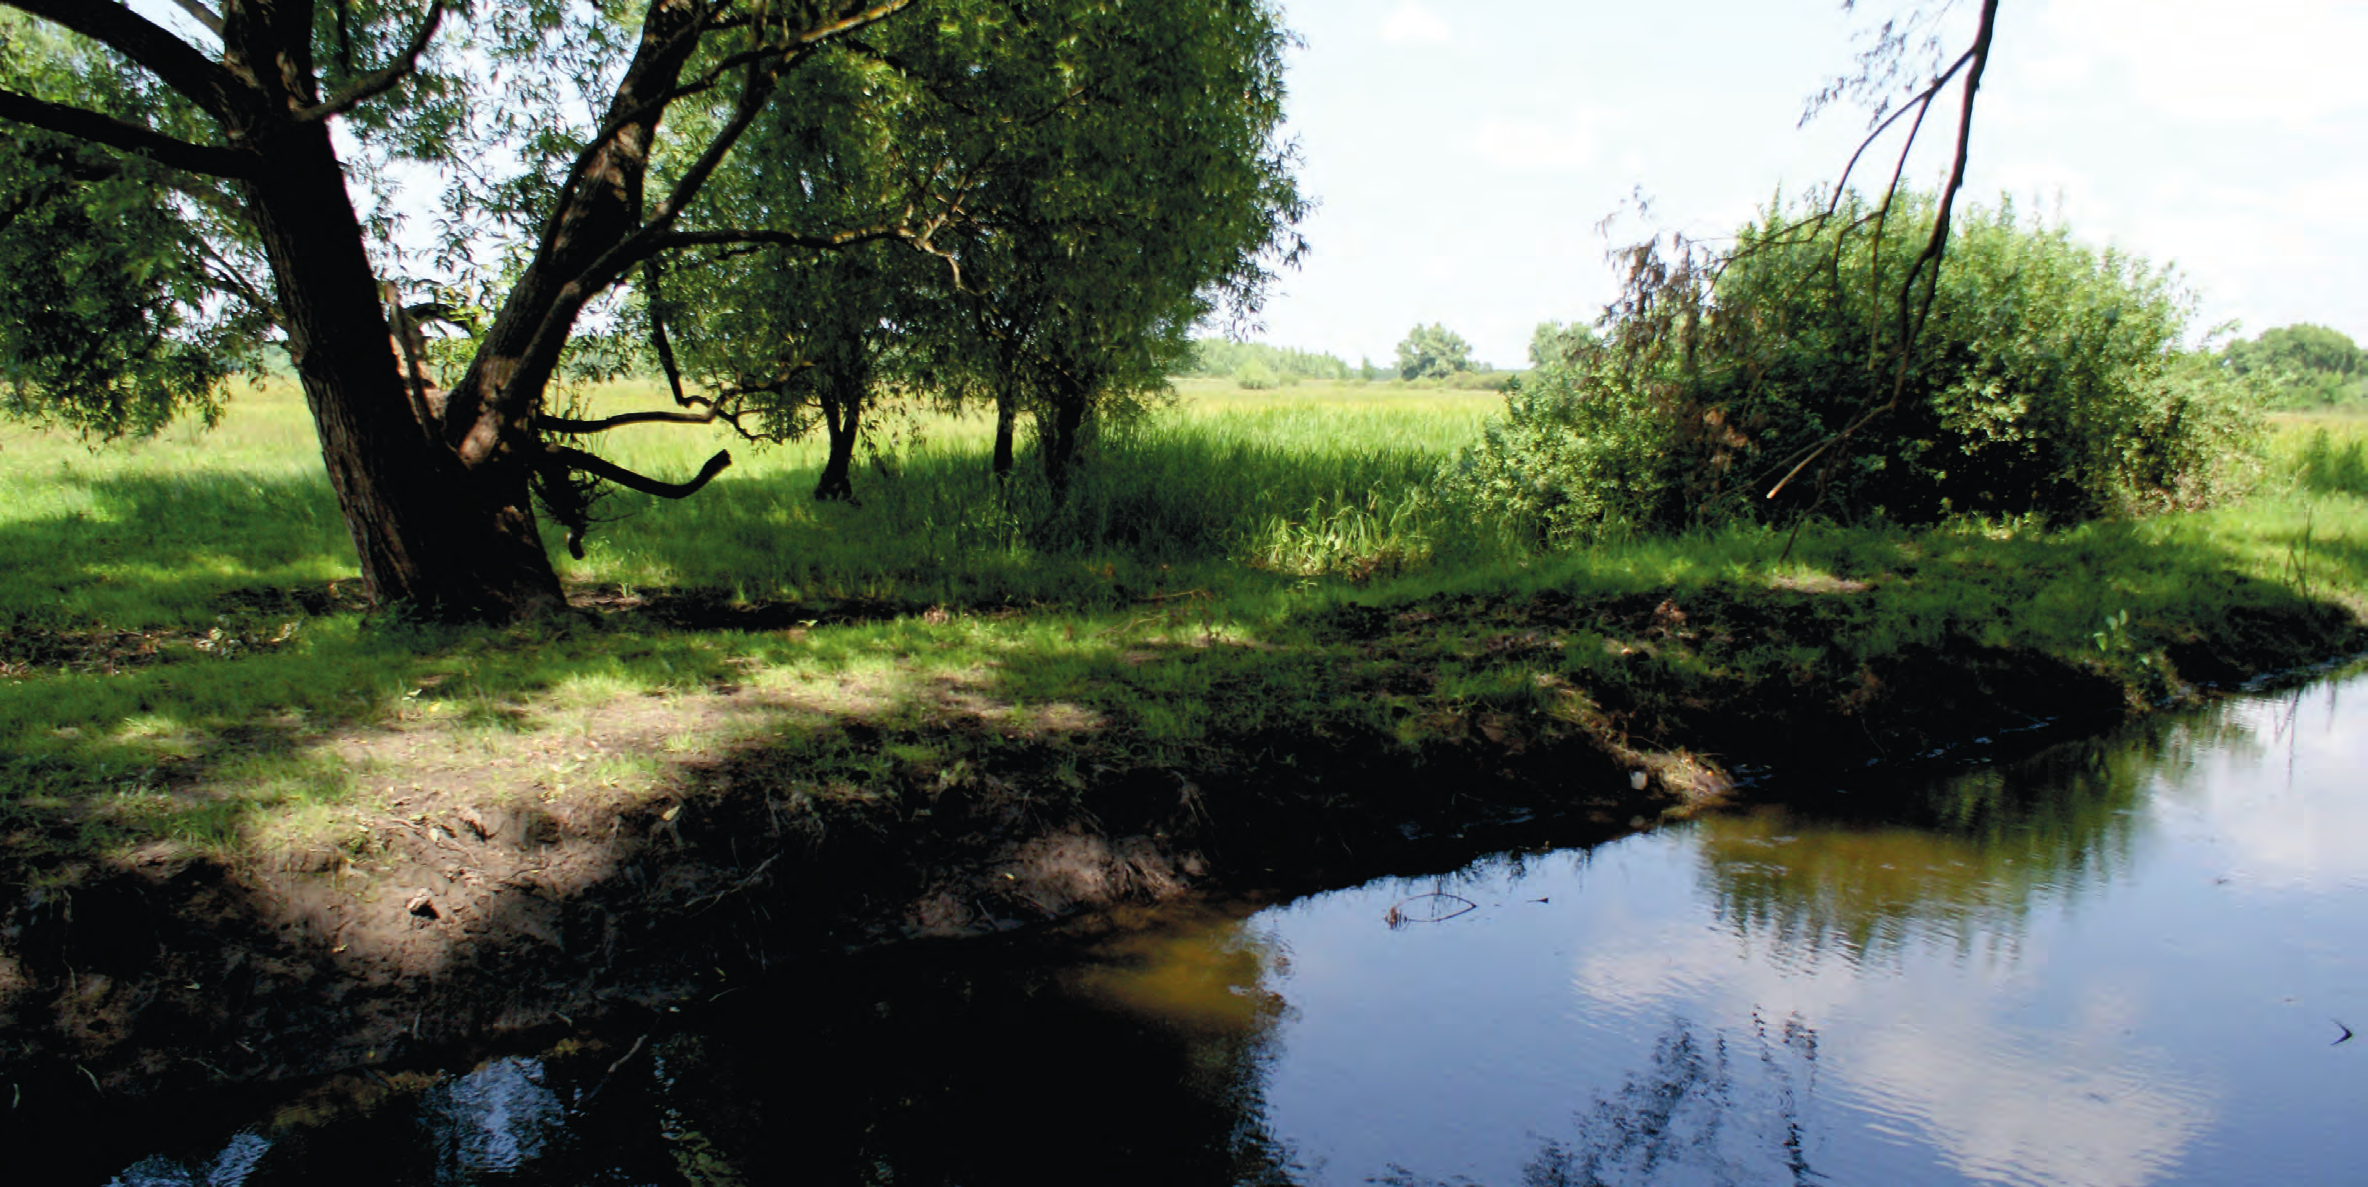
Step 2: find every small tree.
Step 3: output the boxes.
[1395,323,1474,380]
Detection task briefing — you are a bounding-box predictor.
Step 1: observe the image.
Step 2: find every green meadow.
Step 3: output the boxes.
[3,378,2365,872]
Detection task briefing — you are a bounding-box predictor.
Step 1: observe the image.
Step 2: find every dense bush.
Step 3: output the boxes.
[1439,192,2260,544]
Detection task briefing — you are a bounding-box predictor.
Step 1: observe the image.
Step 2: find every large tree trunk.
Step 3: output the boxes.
[1041,383,1089,500]
[243,82,561,618]
[992,388,1018,478]
[814,374,863,502]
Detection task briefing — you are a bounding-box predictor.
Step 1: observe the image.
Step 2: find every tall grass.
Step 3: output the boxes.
[2,380,2364,866]
[0,380,349,630]
[565,380,1502,603]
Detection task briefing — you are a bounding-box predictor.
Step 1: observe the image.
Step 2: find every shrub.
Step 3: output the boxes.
[1439,191,2261,544]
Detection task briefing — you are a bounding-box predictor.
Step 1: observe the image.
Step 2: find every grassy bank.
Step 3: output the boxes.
[2,380,2364,1091]
[4,381,2366,865]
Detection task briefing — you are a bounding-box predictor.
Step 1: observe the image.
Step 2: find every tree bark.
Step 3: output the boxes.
[244,119,562,617]
[2,0,913,621]
[814,370,864,502]
[992,388,1017,478]
[1041,380,1088,500]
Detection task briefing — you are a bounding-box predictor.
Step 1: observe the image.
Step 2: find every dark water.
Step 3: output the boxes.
[92,672,2368,1185]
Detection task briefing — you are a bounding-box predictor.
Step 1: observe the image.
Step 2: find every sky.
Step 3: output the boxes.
[1251,0,2368,370]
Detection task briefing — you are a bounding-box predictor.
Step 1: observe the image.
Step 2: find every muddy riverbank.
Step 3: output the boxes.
[2,582,2360,1157]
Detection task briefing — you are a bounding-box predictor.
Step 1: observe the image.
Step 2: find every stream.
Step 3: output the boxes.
[90,668,2368,1186]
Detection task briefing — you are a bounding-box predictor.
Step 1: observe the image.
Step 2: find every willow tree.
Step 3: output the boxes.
[934,0,1306,497]
[654,34,942,505]
[0,1,1027,619]
[669,0,1305,502]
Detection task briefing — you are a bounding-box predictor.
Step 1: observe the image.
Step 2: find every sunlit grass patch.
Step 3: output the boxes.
[1,373,2365,880]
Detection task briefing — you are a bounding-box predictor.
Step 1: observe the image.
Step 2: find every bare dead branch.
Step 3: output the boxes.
[297,0,447,122]
[1821,47,1973,223]
[0,87,257,178]
[1767,0,1999,522]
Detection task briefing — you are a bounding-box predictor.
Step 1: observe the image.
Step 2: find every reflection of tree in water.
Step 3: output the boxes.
[631,911,1309,1185]
[1372,1011,1822,1187]
[1700,705,2257,969]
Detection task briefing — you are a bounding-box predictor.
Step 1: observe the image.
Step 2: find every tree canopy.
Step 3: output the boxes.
[1394,323,1474,380]
[0,0,1304,618]
[1527,320,1596,370]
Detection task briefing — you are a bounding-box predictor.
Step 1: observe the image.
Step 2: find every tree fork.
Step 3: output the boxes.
[245,117,562,618]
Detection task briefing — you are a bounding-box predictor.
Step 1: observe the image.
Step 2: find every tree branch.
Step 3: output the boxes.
[642,223,912,254]
[297,0,446,121]
[2,0,247,117]
[0,87,257,177]
[167,0,223,37]
[642,259,695,409]
[547,445,732,498]
[1767,0,2000,514]
[541,408,718,433]
[472,0,927,449]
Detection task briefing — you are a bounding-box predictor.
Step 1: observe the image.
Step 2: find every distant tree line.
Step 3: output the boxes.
[2222,324,2366,408]
[1182,339,1353,388]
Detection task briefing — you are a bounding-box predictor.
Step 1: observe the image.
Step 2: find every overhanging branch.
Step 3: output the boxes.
[547,445,732,498]
[3,0,246,117]
[0,88,257,178]
[1766,0,2000,517]
[541,408,718,433]
[642,224,911,254]
[167,0,223,37]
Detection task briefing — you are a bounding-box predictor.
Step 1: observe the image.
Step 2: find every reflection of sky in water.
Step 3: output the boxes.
[2158,682,2368,894]
[1245,672,2368,1186]
[83,676,2368,1185]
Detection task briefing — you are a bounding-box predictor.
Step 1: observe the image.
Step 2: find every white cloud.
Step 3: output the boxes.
[1472,105,1616,174]
[1380,0,1452,46]
[2033,0,2368,127]
[1574,924,2215,1187]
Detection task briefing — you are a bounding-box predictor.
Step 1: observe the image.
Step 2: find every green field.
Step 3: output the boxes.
[3,379,2365,871]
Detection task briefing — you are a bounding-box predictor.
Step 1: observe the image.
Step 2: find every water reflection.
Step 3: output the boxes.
[89,670,2368,1186]
[661,905,1305,1185]
[418,1057,565,1184]
[1257,675,2367,1185]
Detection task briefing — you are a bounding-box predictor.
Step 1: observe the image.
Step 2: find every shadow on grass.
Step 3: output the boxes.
[2,455,2366,1169]
[0,470,353,633]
